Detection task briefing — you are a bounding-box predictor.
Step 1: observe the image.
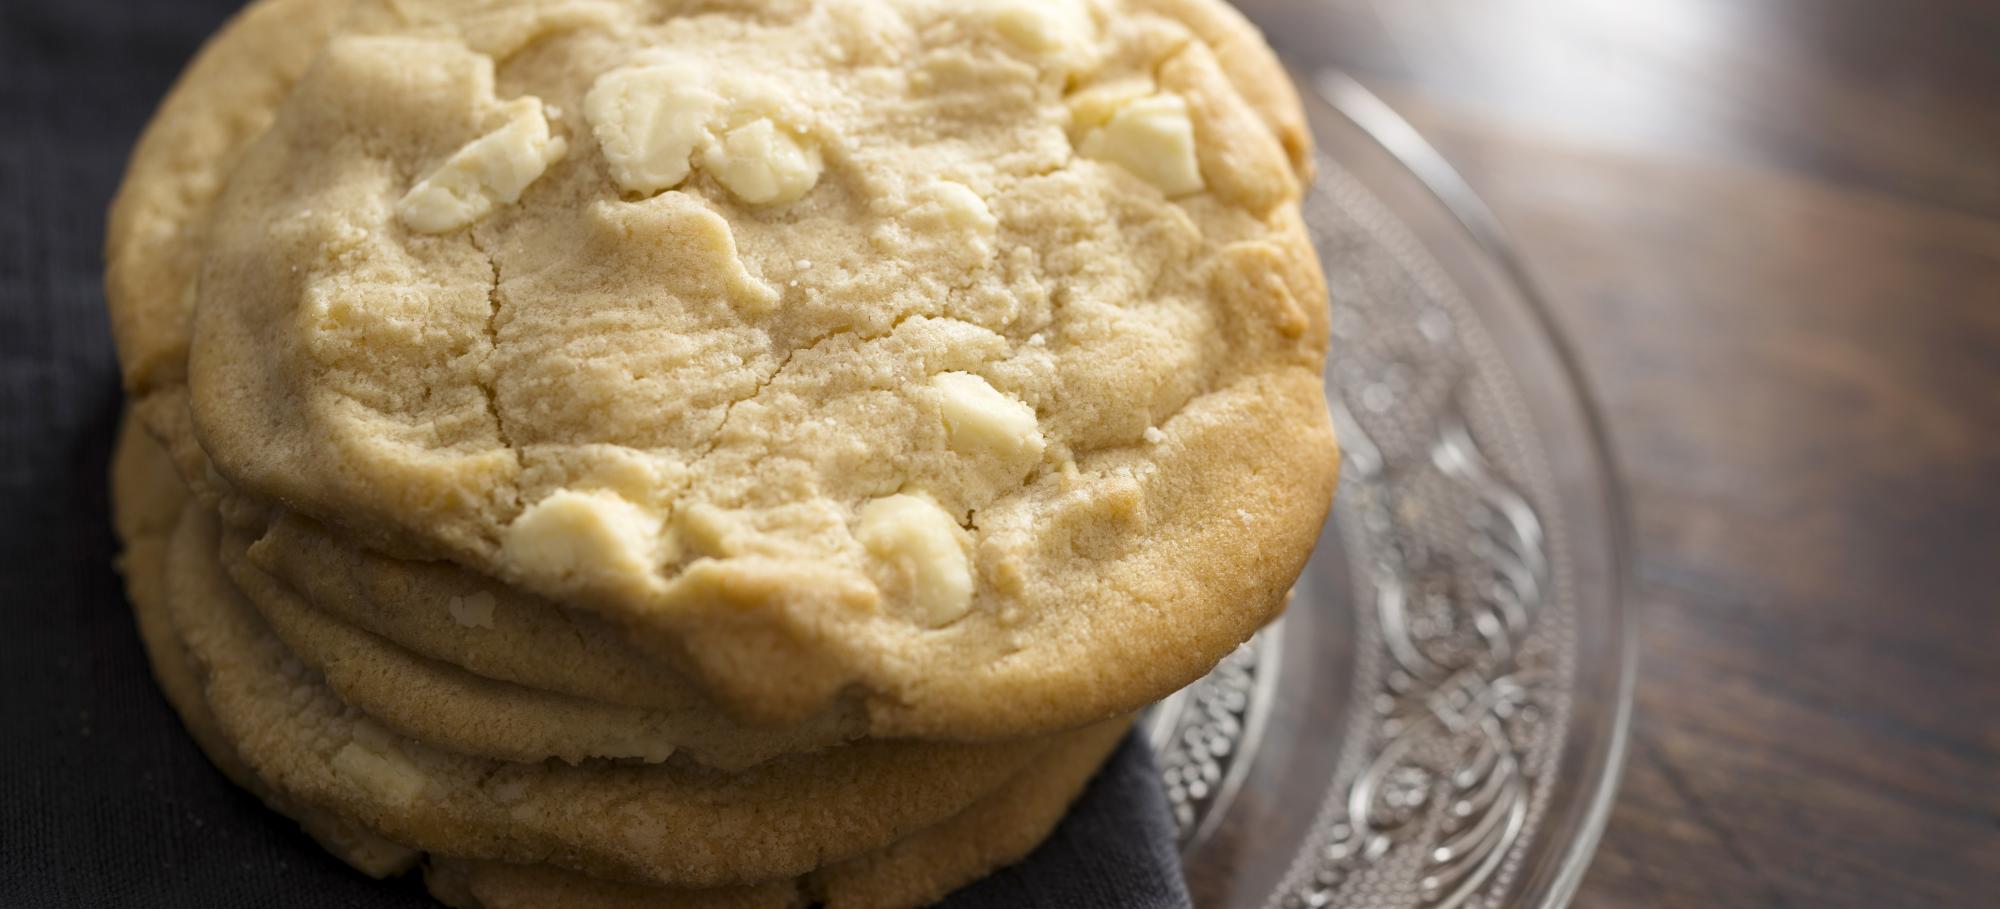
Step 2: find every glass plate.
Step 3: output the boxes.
[1144,72,1636,909]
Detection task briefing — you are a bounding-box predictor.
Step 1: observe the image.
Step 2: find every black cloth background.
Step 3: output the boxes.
[0,1,1194,905]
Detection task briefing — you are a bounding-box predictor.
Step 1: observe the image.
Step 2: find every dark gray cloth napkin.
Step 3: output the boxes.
[0,1,1193,905]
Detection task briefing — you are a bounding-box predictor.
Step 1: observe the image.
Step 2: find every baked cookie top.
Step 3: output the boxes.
[109,0,1337,735]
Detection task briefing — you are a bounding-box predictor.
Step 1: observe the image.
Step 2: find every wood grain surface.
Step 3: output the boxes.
[1231,0,2000,906]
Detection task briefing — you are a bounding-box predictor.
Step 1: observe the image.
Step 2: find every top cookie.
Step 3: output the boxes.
[109,0,1337,735]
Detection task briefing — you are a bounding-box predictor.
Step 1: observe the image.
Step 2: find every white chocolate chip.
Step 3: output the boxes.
[984,0,1091,57]
[587,62,822,205]
[1142,426,1166,444]
[1067,78,1153,133]
[675,503,738,557]
[397,97,566,233]
[502,489,662,592]
[1078,92,1204,197]
[700,118,822,205]
[908,180,997,235]
[446,592,496,629]
[585,61,719,197]
[330,724,425,805]
[856,494,973,626]
[932,371,1044,462]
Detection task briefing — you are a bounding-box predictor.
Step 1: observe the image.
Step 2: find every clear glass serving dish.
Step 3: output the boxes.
[1144,71,1636,909]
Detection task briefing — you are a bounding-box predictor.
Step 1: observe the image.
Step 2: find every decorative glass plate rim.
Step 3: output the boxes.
[1144,70,1637,909]
[1310,70,1638,909]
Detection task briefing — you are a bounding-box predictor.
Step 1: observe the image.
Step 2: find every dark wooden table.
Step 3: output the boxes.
[1235,1,2000,905]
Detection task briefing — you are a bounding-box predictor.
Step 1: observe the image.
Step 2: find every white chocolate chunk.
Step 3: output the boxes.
[857,494,974,626]
[699,117,823,205]
[446,592,496,629]
[587,62,823,204]
[932,371,1044,462]
[585,61,719,196]
[908,180,997,234]
[502,489,662,592]
[330,725,425,804]
[986,0,1088,54]
[676,503,738,557]
[397,97,566,233]
[1078,92,1204,197]
[1067,78,1153,132]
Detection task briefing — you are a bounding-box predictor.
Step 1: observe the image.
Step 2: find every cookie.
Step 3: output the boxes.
[121,418,1128,900]
[111,0,1337,738]
[241,510,863,764]
[164,502,1098,888]
[135,412,847,773]
[120,420,1129,904]
[109,0,1335,901]
[113,420,421,878]
[427,716,1130,909]
[244,511,738,713]
[110,411,191,564]
[805,713,1129,909]
[104,0,343,399]
[221,531,829,767]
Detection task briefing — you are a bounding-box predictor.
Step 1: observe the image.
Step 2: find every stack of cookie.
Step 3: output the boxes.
[106,0,1337,906]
